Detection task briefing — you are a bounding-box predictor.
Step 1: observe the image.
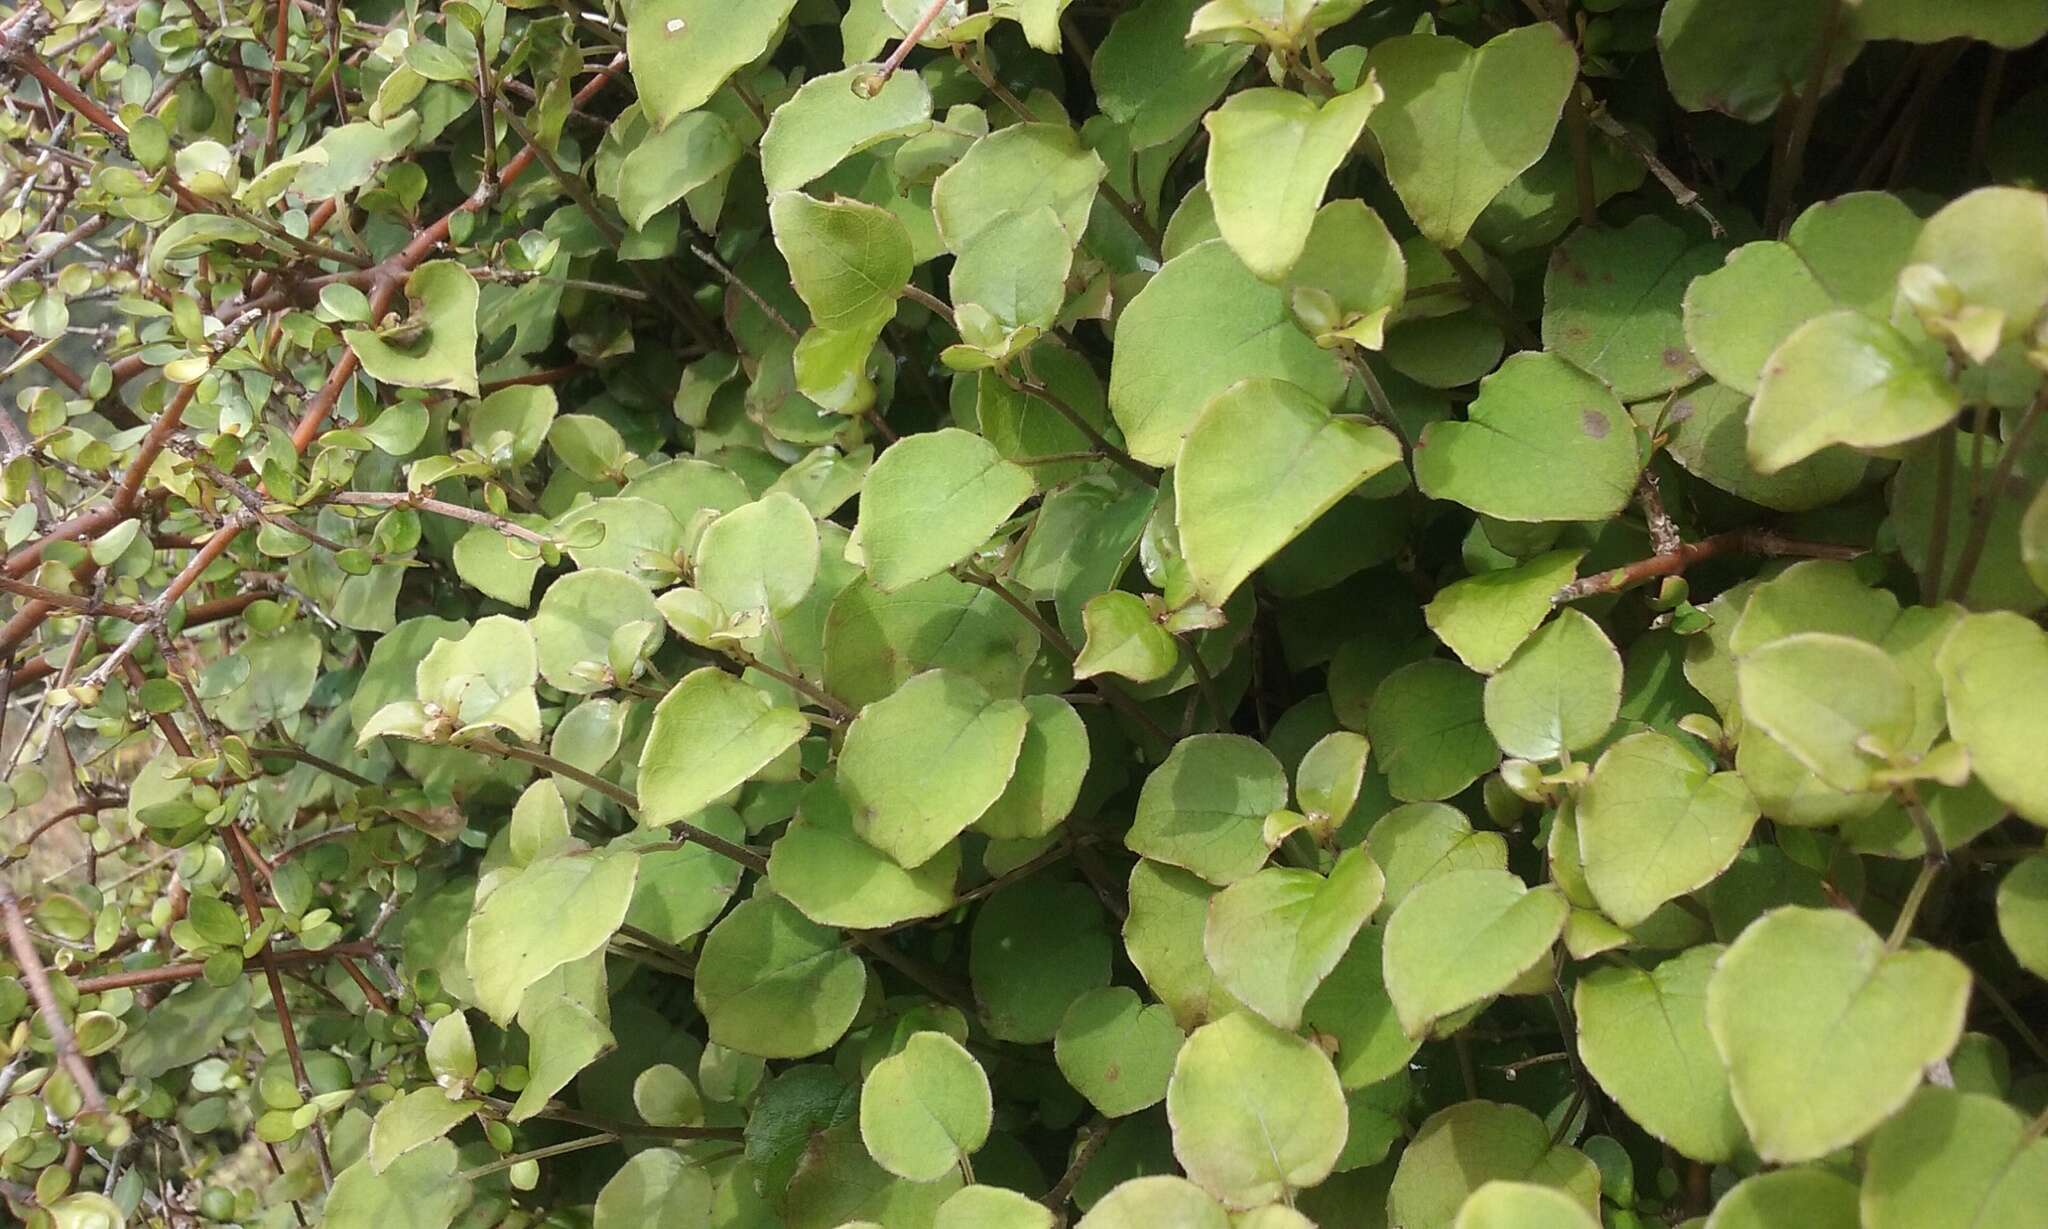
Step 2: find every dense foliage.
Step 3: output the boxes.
[3,0,2048,1225]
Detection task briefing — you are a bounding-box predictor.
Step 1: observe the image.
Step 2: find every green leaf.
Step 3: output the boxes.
[1425,549,1585,673]
[1383,868,1567,1038]
[1289,199,1408,347]
[1705,906,1970,1163]
[1054,986,1185,1118]
[1683,242,1840,397]
[1303,925,1418,1088]
[1385,790,1511,921]
[824,573,1037,707]
[1658,0,1861,123]
[770,191,914,331]
[1108,239,1346,466]
[117,982,250,1078]
[1862,1086,2048,1229]
[1937,612,2048,826]
[974,693,1090,840]
[1997,856,2048,978]
[1075,1176,1231,1229]
[933,122,1105,252]
[1736,632,1915,792]
[1366,25,1579,248]
[760,64,933,192]
[622,806,747,942]
[1578,733,1759,928]
[785,1120,964,1227]
[1202,848,1383,1030]
[1541,216,1719,400]
[1175,378,1402,605]
[1574,945,1745,1163]
[1366,659,1499,803]
[1706,1169,1860,1229]
[637,667,809,829]
[368,1089,478,1173]
[769,776,959,928]
[1910,186,2048,345]
[2023,483,2048,596]
[839,669,1029,867]
[344,261,480,396]
[1093,0,1253,150]
[1127,734,1289,885]
[938,1184,1057,1229]
[949,207,1074,330]
[696,492,821,617]
[695,894,867,1058]
[1652,382,1870,513]
[856,429,1034,591]
[1415,352,1641,522]
[859,1031,992,1181]
[1125,859,1250,1029]
[1074,591,1179,683]
[1481,609,1621,761]
[593,1148,714,1229]
[1387,1101,1600,1229]
[1202,82,1381,282]
[1295,730,1370,829]
[1858,0,2048,47]
[1745,310,1961,474]
[626,0,795,127]
[324,1140,468,1229]
[617,110,743,231]
[466,849,639,1023]
[1166,1012,1348,1207]
[532,569,662,694]
[971,875,1114,1043]
[1454,1183,1599,1229]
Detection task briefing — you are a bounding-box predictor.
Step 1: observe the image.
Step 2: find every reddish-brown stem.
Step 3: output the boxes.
[0,577,150,620]
[265,0,289,159]
[1554,529,1865,602]
[71,942,379,993]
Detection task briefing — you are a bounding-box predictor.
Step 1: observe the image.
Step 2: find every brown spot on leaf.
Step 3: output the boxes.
[1662,347,1690,368]
[1668,399,1695,425]
[1581,410,1610,439]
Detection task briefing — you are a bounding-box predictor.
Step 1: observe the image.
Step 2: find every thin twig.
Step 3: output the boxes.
[322,490,550,545]
[224,827,333,1188]
[1554,529,1864,603]
[1947,391,2045,602]
[470,738,768,873]
[1440,246,1538,351]
[0,882,108,1115]
[1043,1118,1111,1214]
[1765,0,1846,234]
[871,0,953,88]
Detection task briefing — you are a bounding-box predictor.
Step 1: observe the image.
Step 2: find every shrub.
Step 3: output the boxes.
[2,0,2047,1226]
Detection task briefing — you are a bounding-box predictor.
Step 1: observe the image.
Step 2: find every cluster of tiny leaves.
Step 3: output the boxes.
[1,0,2048,1226]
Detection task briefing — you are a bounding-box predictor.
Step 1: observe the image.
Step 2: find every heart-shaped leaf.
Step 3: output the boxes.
[1203,82,1382,282]
[1574,945,1746,1163]
[839,669,1030,867]
[1108,239,1346,466]
[1166,1012,1348,1207]
[1579,732,1760,927]
[1415,353,1641,523]
[1705,906,1970,1163]
[1202,846,1385,1029]
[1384,868,1567,1038]
[1176,378,1402,605]
[1366,24,1578,248]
